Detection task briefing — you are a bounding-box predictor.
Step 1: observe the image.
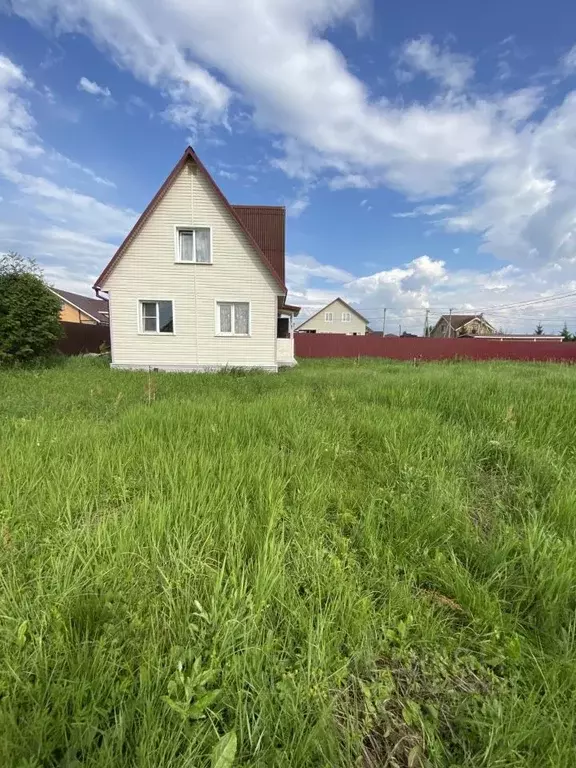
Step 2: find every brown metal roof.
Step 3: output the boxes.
[93,147,286,293]
[233,205,285,283]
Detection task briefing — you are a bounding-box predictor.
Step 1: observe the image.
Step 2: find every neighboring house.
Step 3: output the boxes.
[295,298,369,335]
[50,287,109,325]
[430,314,496,338]
[92,146,299,372]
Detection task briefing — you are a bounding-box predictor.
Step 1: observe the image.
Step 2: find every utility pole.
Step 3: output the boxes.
[398,323,402,336]
[447,308,453,338]
[424,308,430,337]
[382,308,387,336]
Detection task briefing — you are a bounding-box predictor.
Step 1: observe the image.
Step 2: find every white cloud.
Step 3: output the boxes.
[0,53,43,167]
[48,151,116,188]
[3,7,576,305]
[393,203,455,218]
[6,0,528,199]
[12,0,231,128]
[287,254,354,292]
[440,91,576,267]
[77,76,111,98]
[288,253,576,334]
[286,196,309,218]
[0,54,136,291]
[561,45,576,74]
[397,35,475,91]
[328,174,374,190]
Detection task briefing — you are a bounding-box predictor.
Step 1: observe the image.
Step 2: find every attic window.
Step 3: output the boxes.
[342,312,351,323]
[325,312,333,323]
[177,227,212,263]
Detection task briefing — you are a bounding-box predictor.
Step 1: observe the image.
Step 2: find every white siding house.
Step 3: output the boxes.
[295,298,369,335]
[94,148,299,372]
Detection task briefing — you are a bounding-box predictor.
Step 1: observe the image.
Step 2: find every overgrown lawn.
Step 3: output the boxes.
[1,357,575,767]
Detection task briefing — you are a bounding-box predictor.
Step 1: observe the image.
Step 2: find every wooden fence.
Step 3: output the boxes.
[57,322,111,355]
[294,334,576,363]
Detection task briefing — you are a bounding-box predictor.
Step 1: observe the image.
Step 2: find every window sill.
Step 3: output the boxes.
[174,261,213,265]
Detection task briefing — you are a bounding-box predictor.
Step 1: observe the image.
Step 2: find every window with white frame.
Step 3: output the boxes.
[140,301,174,333]
[177,227,211,263]
[217,302,250,335]
[342,311,351,323]
[325,311,334,323]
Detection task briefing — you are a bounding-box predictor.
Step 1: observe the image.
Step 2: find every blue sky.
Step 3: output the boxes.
[2,0,576,333]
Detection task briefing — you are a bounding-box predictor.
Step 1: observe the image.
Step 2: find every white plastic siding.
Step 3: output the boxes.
[276,338,295,365]
[296,299,367,335]
[103,163,281,369]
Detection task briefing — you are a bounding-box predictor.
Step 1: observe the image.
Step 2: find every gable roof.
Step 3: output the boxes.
[295,297,369,330]
[50,287,109,324]
[93,146,287,294]
[434,314,496,332]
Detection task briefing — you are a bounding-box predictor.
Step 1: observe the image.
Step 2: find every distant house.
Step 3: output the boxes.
[430,314,495,338]
[50,288,109,325]
[295,298,369,335]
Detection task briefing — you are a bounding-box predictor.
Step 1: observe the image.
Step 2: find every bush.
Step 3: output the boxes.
[0,252,62,364]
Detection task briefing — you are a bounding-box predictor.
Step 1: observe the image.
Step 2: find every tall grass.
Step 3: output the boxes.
[1,357,575,767]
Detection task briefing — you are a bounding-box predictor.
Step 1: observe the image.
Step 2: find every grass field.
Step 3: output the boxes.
[1,357,576,767]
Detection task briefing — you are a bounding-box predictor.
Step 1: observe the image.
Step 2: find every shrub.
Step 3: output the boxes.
[0,252,62,364]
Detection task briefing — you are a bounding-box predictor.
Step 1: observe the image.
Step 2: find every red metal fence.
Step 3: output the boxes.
[295,334,576,363]
[57,322,110,355]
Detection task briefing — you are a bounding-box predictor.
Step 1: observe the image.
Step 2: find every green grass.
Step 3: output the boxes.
[1,357,576,767]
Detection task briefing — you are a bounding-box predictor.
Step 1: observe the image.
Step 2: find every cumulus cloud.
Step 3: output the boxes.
[5,0,530,198]
[441,92,576,267]
[288,253,576,334]
[396,35,475,90]
[3,5,576,306]
[77,76,111,98]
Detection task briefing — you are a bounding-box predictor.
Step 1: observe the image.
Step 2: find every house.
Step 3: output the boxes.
[92,146,299,372]
[295,298,369,335]
[430,314,496,338]
[50,287,109,325]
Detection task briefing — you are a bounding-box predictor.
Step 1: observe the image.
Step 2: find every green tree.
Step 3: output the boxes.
[0,252,62,364]
[534,323,544,336]
[560,322,573,341]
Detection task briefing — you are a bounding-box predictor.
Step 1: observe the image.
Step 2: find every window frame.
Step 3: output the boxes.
[341,311,352,323]
[215,300,251,337]
[325,311,334,323]
[174,225,213,264]
[138,299,175,335]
